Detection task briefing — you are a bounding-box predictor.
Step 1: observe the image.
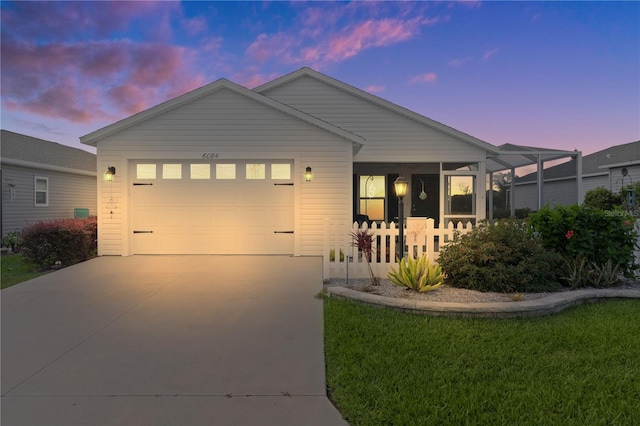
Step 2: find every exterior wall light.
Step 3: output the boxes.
[305,166,313,182]
[394,175,408,259]
[105,166,116,182]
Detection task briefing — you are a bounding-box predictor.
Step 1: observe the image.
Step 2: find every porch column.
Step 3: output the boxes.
[488,172,494,220]
[576,151,583,204]
[537,154,544,211]
[510,167,516,217]
[477,161,486,221]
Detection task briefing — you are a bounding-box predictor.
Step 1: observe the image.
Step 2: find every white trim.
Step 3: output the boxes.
[34,176,49,207]
[80,78,365,148]
[515,171,609,186]
[1,158,97,177]
[598,160,640,169]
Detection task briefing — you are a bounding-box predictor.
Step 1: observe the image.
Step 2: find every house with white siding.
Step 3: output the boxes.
[80,67,510,257]
[1,130,97,238]
[515,141,640,210]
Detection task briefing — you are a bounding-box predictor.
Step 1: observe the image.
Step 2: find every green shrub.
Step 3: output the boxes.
[1,231,22,251]
[583,187,621,210]
[529,204,637,275]
[388,255,443,292]
[438,219,562,293]
[560,256,622,289]
[21,217,97,268]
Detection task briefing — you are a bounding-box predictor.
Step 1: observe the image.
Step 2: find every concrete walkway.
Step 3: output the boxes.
[1,255,347,426]
[327,286,640,318]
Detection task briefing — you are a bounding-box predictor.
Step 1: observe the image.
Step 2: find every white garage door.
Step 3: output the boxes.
[131,161,294,254]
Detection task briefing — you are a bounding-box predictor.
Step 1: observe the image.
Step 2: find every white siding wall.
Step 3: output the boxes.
[96,88,353,256]
[262,76,487,163]
[1,164,97,236]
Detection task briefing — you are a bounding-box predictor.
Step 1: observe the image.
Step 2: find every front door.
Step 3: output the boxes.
[411,174,439,227]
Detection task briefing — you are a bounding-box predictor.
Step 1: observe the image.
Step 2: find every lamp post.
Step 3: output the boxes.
[394,175,408,260]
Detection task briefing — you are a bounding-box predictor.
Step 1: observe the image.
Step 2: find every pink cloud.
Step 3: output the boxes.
[365,85,386,94]
[448,56,474,67]
[483,48,499,61]
[4,78,103,123]
[247,33,297,63]
[244,3,443,69]
[409,73,437,84]
[1,1,177,41]
[326,18,423,62]
[232,68,282,89]
[1,33,204,123]
[184,16,208,35]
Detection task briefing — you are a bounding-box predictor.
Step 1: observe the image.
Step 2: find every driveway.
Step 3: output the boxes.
[1,255,346,426]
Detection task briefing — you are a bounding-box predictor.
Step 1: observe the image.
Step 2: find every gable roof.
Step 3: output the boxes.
[80,78,364,147]
[517,141,640,183]
[254,67,501,156]
[1,130,96,172]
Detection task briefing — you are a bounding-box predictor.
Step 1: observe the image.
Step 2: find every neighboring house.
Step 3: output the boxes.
[515,141,640,210]
[1,130,97,238]
[80,67,555,257]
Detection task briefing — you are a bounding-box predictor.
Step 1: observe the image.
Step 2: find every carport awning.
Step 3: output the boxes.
[486,143,580,173]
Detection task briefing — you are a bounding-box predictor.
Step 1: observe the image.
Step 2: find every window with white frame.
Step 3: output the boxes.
[359,175,386,221]
[34,176,48,206]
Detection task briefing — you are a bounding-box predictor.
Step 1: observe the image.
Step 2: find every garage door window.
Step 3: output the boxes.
[163,164,182,179]
[271,164,291,179]
[216,164,236,179]
[137,164,156,179]
[246,164,266,179]
[190,164,210,180]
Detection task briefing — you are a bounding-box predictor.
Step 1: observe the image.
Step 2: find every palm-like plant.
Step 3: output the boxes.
[388,255,443,292]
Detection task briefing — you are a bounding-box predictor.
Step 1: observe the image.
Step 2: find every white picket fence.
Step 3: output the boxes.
[323,218,473,279]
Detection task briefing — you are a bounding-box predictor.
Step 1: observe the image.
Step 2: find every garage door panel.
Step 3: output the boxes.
[132,161,293,255]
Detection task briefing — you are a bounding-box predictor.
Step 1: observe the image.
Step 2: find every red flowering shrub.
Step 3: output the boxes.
[20,217,97,268]
[529,204,637,276]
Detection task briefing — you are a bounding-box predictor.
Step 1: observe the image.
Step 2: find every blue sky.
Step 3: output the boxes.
[1,1,638,156]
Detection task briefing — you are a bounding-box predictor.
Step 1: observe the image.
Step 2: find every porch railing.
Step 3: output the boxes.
[323,218,473,279]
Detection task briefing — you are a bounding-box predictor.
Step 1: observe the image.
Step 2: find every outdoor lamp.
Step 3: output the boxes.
[105,166,116,182]
[394,175,408,259]
[305,166,313,182]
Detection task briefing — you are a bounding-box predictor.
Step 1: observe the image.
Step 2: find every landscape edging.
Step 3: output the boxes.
[326,286,640,318]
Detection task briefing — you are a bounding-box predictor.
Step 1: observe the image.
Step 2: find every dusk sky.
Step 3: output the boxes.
[1,1,638,156]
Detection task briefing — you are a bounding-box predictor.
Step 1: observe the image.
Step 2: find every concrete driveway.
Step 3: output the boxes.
[1,255,346,426]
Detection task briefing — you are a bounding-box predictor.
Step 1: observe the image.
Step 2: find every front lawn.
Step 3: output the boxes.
[325,298,640,426]
[1,253,49,289]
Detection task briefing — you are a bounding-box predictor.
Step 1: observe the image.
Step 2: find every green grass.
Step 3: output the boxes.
[1,253,49,289]
[325,298,640,426]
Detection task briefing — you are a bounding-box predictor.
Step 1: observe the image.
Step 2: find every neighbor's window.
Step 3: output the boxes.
[446,175,476,215]
[137,164,157,179]
[34,176,48,206]
[359,175,385,221]
[190,164,210,180]
[162,164,182,179]
[246,164,266,179]
[216,164,236,179]
[271,164,291,180]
